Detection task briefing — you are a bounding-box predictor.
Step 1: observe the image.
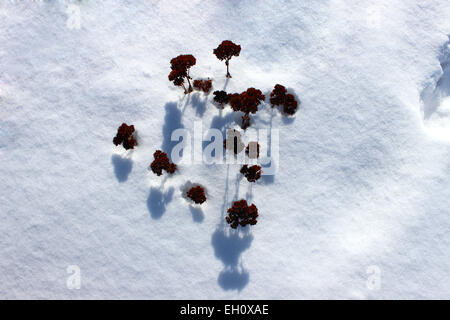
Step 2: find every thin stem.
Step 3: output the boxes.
[242,114,250,130]
[181,83,188,94]
[226,59,231,78]
[185,73,193,92]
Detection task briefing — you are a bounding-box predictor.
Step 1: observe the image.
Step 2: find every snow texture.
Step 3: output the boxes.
[0,0,449,299]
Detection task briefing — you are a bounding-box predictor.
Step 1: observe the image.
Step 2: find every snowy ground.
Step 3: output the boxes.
[0,0,449,299]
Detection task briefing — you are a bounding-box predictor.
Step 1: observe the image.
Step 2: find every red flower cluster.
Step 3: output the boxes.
[226,200,258,229]
[113,123,137,150]
[246,142,260,159]
[229,88,265,129]
[269,84,287,106]
[213,40,241,78]
[193,79,212,93]
[150,150,177,176]
[283,93,298,115]
[112,42,305,231]
[269,84,298,115]
[168,54,197,94]
[213,90,230,106]
[186,186,207,204]
[213,40,241,61]
[229,88,265,114]
[240,165,262,182]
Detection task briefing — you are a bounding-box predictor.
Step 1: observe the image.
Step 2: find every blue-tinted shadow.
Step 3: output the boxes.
[147,187,174,219]
[111,154,132,183]
[218,268,249,291]
[162,102,184,161]
[190,206,205,223]
[211,227,253,291]
[191,92,207,117]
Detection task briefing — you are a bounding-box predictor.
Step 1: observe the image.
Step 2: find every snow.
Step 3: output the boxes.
[0,0,449,299]
[422,38,450,140]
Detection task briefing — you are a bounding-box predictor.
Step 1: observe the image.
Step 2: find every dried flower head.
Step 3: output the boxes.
[213,40,241,78]
[226,200,258,229]
[150,150,177,176]
[269,84,299,115]
[186,186,207,204]
[113,123,137,150]
[240,164,262,182]
[213,90,230,106]
[193,79,213,93]
[168,54,197,93]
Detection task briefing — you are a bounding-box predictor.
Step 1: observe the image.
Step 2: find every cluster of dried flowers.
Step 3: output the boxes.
[113,123,137,150]
[168,40,240,93]
[213,40,241,78]
[213,88,266,129]
[168,42,298,129]
[193,79,212,93]
[226,199,258,229]
[240,165,262,183]
[229,88,266,129]
[113,41,302,230]
[269,84,298,115]
[214,84,298,129]
[186,186,207,204]
[168,54,197,94]
[212,90,230,107]
[150,150,177,176]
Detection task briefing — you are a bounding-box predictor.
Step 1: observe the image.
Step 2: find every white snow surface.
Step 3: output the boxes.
[0,0,449,299]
